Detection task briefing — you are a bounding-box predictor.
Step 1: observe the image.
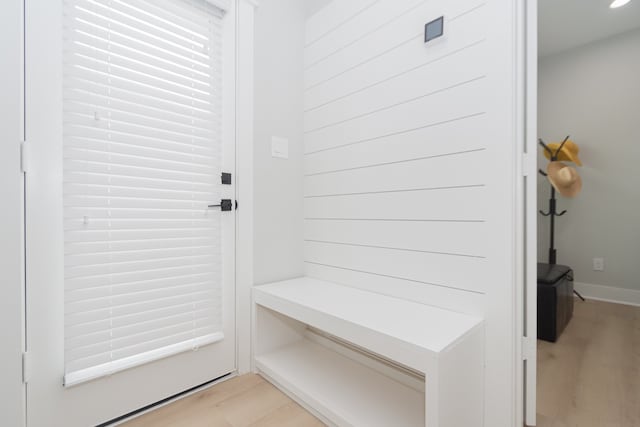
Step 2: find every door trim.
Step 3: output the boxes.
[234,0,257,375]
[523,0,538,425]
[0,0,27,425]
[516,0,538,425]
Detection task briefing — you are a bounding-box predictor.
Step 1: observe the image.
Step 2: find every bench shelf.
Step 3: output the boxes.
[253,277,485,427]
[256,338,424,427]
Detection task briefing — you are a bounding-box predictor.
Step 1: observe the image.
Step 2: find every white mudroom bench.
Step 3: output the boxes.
[253,277,484,427]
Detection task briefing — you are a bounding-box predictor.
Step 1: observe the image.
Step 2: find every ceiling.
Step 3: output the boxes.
[539,0,640,56]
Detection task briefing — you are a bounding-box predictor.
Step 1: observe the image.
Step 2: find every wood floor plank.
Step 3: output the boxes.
[537,299,640,427]
[122,375,266,427]
[121,375,323,427]
[248,402,326,427]
[214,380,294,427]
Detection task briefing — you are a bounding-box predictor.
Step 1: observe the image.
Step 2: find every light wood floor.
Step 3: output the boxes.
[121,374,324,427]
[123,299,640,427]
[537,299,640,427]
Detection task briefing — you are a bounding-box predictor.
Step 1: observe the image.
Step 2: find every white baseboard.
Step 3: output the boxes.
[574,282,640,307]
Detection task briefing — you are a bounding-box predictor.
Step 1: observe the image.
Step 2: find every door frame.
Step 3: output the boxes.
[235,0,258,376]
[0,0,27,425]
[515,0,539,425]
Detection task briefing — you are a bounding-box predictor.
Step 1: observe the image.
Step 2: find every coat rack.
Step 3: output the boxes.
[538,135,585,301]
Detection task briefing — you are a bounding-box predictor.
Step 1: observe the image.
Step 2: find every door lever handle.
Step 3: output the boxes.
[208,199,233,211]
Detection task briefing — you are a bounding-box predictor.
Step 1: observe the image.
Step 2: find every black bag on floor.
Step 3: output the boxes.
[537,263,574,342]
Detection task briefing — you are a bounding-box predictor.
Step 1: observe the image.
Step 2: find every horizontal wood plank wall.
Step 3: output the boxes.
[304,1,519,425]
[303,0,489,316]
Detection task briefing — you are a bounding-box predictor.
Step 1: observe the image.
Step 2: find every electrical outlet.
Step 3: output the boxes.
[593,257,605,272]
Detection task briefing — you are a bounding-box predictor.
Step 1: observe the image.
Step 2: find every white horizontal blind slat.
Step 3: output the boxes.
[65,298,217,329]
[63,0,225,384]
[65,0,222,47]
[62,49,216,103]
[64,89,217,127]
[66,315,219,360]
[64,332,224,387]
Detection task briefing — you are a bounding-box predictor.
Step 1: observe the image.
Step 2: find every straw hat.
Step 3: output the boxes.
[547,161,582,198]
[543,139,582,166]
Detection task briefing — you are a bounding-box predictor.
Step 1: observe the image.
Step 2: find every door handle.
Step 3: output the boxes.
[208,199,233,211]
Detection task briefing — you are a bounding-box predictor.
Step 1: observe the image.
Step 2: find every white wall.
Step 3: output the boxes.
[304,0,331,18]
[253,0,306,284]
[0,0,25,424]
[303,1,521,425]
[538,28,640,297]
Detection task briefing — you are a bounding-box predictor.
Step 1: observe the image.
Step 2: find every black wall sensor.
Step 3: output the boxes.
[425,16,444,43]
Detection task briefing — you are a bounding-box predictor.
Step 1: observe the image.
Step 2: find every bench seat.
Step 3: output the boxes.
[253,277,484,427]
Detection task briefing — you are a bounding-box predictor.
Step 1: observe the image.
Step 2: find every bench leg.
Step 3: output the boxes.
[425,376,440,427]
[426,326,485,427]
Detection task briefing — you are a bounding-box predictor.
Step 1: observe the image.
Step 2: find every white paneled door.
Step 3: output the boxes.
[24,0,237,425]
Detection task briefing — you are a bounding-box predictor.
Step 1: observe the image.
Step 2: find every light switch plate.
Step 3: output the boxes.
[271,136,289,159]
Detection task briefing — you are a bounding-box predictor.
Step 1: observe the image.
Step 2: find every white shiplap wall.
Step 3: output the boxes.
[304,0,489,314]
[303,1,522,425]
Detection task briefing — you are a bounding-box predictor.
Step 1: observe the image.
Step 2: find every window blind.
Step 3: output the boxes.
[62,0,226,387]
